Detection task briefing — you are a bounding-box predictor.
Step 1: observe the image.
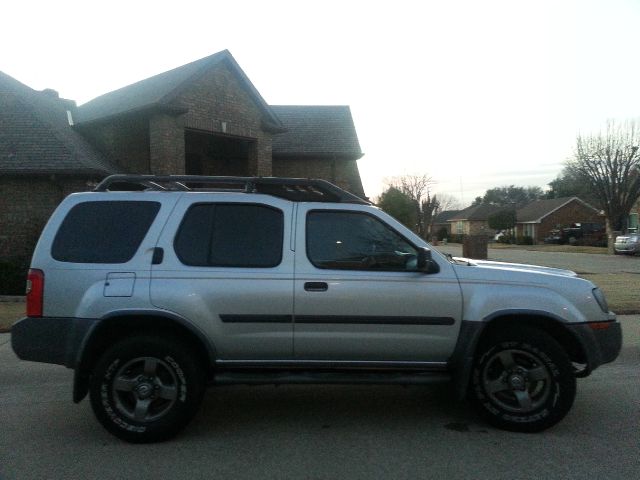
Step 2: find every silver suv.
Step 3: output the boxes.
[12,175,622,443]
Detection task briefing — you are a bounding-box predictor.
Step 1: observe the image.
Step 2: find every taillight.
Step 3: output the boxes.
[26,269,44,317]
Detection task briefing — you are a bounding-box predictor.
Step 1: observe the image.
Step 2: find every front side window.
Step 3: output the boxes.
[52,201,160,263]
[306,211,418,271]
[174,203,283,268]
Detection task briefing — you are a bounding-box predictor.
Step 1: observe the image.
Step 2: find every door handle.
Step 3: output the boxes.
[304,282,328,292]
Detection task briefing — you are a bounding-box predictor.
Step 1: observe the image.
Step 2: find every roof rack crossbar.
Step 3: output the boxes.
[93,175,370,204]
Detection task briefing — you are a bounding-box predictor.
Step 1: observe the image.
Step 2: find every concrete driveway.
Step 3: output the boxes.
[1,318,638,480]
[434,244,640,274]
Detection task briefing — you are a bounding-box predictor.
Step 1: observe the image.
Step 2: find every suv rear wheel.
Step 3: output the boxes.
[89,335,205,443]
[471,327,576,432]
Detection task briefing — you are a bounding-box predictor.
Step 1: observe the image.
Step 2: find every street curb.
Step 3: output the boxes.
[0,296,25,302]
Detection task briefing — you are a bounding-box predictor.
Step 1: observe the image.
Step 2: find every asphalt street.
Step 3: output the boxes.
[1,317,638,480]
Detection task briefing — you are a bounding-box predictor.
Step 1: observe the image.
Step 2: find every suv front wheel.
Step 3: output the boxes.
[471,327,576,432]
[89,335,205,443]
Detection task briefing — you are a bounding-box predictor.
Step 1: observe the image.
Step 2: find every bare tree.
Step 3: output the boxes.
[385,174,435,237]
[568,120,640,235]
[424,193,462,236]
[434,193,462,212]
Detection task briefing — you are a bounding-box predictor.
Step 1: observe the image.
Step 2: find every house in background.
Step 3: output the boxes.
[515,196,603,244]
[628,199,639,233]
[431,210,460,238]
[0,50,365,264]
[447,204,506,238]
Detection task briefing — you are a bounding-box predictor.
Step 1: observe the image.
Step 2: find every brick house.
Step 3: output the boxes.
[0,50,364,267]
[515,196,604,244]
[447,204,507,238]
[431,210,460,238]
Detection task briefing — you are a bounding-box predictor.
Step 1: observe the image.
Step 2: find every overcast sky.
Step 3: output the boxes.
[3,0,640,205]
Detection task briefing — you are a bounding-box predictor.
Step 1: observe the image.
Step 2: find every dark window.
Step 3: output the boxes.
[174,204,283,268]
[52,201,160,263]
[306,211,418,271]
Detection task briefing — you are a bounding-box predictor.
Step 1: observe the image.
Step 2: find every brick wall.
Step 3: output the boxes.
[78,60,274,177]
[79,115,149,173]
[149,113,185,174]
[177,60,273,176]
[273,156,365,197]
[0,177,93,261]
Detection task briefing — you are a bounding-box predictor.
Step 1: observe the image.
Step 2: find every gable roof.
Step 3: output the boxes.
[433,210,460,224]
[75,50,284,131]
[516,196,601,223]
[447,203,506,222]
[271,105,363,158]
[0,71,118,176]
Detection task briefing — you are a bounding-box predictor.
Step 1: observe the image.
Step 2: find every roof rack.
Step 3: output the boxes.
[93,175,371,204]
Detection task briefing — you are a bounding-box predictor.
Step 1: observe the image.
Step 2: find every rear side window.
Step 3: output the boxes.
[52,201,160,263]
[174,203,283,268]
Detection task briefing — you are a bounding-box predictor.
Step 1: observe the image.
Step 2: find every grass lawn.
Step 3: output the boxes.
[1,273,637,333]
[489,243,608,255]
[580,273,640,314]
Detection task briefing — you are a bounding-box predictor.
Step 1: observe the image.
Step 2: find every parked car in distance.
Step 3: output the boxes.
[614,233,640,255]
[544,223,606,247]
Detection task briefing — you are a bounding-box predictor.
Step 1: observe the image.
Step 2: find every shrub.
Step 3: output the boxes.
[449,234,466,244]
[0,257,29,295]
[516,235,534,245]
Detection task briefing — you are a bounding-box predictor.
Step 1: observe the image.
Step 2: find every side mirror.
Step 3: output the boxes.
[417,247,440,274]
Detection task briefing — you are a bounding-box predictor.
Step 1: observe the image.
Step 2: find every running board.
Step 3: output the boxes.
[213,370,451,386]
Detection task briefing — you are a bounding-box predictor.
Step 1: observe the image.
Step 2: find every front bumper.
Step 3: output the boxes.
[11,317,97,368]
[567,318,622,374]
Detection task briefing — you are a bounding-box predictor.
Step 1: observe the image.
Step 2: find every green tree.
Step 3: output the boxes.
[547,168,599,206]
[488,209,517,231]
[568,120,640,233]
[385,174,435,237]
[377,187,417,230]
[482,185,544,207]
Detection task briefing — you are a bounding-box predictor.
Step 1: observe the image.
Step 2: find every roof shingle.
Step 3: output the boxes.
[448,203,506,222]
[75,50,284,131]
[271,105,363,158]
[0,71,118,176]
[516,197,600,223]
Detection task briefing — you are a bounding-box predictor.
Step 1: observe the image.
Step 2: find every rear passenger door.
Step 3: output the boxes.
[151,195,295,360]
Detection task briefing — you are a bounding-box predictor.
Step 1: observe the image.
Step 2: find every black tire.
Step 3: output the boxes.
[89,335,205,443]
[471,327,576,432]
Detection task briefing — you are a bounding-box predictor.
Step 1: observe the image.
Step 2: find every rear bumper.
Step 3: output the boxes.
[11,317,96,368]
[567,318,622,373]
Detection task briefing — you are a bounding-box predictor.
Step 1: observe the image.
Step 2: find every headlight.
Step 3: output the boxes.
[592,287,609,313]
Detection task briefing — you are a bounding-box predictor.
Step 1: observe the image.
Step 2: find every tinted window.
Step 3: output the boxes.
[307,211,418,271]
[174,204,283,268]
[52,201,160,263]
